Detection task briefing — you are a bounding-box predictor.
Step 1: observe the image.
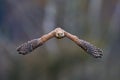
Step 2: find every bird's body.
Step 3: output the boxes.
[17,27,102,58]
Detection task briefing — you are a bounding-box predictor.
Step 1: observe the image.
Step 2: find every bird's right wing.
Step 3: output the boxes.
[17,30,55,55]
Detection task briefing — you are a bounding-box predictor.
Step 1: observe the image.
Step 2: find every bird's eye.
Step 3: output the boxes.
[60,33,64,36]
[55,32,65,39]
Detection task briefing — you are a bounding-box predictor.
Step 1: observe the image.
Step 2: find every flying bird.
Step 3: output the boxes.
[17,28,103,58]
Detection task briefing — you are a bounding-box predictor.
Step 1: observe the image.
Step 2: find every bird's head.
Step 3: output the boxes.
[55,28,65,39]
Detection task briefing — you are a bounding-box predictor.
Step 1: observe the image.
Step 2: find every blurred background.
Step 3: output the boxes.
[0,0,120,80]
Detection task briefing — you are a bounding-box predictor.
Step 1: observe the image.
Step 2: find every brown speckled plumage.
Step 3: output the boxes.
[78,39,102,58]
[17,28,103,58]
[17,39,42,55]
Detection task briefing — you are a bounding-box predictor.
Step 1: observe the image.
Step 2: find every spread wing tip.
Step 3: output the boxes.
[79,40,103,58]
[16,39,42,55]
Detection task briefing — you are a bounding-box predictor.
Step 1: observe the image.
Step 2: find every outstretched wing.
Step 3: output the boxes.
[16,39,42,55]
[16,31,55,55]
[64,31,103,58]
[17,27,103,58]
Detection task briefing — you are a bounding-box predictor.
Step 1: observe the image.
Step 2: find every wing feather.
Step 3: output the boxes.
[17,31,55,55]
[65,31,103,58]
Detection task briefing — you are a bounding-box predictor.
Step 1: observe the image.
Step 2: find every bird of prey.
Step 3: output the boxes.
[17,28,102,58]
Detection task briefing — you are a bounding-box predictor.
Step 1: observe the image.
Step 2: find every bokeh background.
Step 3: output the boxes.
[0,0,120,80]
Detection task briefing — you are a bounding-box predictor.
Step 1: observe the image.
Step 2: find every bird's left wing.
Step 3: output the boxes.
[64,31,103,58]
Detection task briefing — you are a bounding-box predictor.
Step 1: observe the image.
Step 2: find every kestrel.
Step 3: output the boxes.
[17,28,102,58]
